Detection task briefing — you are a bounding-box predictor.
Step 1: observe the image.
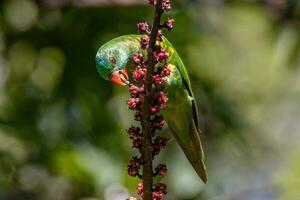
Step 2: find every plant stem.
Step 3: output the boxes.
[141,1,163,200]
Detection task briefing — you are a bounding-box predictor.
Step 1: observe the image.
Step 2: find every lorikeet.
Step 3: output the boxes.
[95,35,207,183]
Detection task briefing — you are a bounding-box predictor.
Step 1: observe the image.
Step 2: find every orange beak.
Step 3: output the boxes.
[111,69,129,86]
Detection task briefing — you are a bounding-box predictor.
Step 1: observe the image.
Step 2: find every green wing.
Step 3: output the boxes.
[161,37,200,131]
[160,37,207,183]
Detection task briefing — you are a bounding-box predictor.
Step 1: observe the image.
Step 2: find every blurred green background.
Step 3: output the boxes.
[0,0,300,199]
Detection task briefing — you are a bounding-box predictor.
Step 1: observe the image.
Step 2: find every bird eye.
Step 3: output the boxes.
[109,56,116,64]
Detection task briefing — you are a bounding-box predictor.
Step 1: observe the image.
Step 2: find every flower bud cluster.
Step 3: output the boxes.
[162,0,171,11]
[128,0,174,199]
[128,156,142,177]
[126,127,143,178]
[147,0,172,12]
[151,183,167,200]
[127,46,170,199]
[152,114,166,131]
[134,182,167,200]
[152,136,170,156]
[164,18,175,31]
[137,22,150,34]
[155,164,167,177]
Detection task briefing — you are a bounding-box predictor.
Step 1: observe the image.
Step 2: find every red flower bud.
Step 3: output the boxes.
[137,22,150,34]
[152,191,164,200]
[152,74,166,86]
[155,49,169,63]
[162,0,171,11]
[132,138,143,149]
[133,67,147,81]
[129,84,140,97]
[139,84,145,93]
[150,105,160,114]
[155,91,168,107]
[155,183,167,194]
[127,98,141,110]
[161,66,171,76]
[164,18,175,31]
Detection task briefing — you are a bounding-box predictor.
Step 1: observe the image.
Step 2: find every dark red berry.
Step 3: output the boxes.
[155,183,167,194]
[155,164,167,177]
[128,157,141,177]
[152,136,170,156]
[128,167,138,177]
[154,136,169,148]
[126,126,141,138]
[132,138,143,149]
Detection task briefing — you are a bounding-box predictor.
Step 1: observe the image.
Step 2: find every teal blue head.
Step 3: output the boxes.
[95,38,132,86]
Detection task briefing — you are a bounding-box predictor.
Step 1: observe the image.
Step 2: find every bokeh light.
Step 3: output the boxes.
[3,0,38,32]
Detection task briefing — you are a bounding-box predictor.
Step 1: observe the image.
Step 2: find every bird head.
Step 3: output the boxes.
[95,36,141,86]
[95,47,129,86]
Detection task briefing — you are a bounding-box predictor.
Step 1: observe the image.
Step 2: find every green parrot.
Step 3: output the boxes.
[95,34,207,183]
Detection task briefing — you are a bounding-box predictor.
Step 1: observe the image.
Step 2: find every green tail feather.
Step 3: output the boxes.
[177,122,207,183]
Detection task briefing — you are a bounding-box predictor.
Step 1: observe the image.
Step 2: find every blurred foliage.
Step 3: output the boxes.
[0,0,300,200]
